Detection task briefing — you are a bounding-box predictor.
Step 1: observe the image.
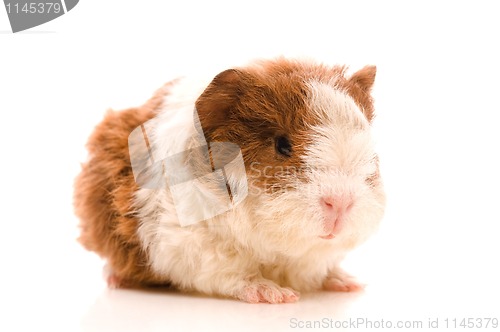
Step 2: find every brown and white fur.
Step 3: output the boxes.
[74,58,386,303]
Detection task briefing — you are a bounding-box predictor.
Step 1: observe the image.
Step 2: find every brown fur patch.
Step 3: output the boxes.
[74,83,173,286]
[195,58,376,192]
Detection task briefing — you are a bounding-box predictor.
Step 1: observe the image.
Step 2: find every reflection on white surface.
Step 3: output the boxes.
[81,289,361,332]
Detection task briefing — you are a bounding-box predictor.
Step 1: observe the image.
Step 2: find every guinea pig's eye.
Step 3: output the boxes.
[275,136,292,157]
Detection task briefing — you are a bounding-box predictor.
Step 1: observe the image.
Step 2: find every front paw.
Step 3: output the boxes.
[323,272,364,292]
[237,280,300,304]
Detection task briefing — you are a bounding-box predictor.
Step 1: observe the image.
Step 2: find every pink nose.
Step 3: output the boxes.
[320,194,354,236]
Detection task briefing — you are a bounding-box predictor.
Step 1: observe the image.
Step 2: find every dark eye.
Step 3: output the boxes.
[275,136,292,157]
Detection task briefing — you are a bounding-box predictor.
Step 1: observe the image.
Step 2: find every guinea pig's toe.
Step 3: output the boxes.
[323,276,365,292]
[238,282,300,304]
[278,288,300,303]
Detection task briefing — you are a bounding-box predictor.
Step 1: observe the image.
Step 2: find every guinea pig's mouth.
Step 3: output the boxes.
[319,216,345,240]
[319,233,335,240]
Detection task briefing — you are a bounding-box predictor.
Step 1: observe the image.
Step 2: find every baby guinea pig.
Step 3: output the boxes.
[74,58,386,303]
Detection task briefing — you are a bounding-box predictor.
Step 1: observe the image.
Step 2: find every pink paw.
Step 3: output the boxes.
[106,273,123,289]
[237,282,300,304]
[323,275,364,292]
[103,265,129,289]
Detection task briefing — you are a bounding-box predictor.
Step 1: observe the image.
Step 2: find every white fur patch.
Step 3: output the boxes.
[299,81,383,242]
[305,81,376,175]
[307,80,370,130]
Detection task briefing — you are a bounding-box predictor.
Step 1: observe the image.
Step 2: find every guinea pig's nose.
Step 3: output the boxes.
[320,195,354,216]
[320,195,354,236]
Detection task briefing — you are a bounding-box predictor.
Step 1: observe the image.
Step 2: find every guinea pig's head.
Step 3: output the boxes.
[195,59,385,253]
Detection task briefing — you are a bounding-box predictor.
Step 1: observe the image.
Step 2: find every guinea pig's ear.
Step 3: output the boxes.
[349,65,376,92]
[195,69,245,139]
[346,66,377,122]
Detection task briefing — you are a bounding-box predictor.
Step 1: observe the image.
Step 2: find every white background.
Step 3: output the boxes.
[1,1,499,331]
